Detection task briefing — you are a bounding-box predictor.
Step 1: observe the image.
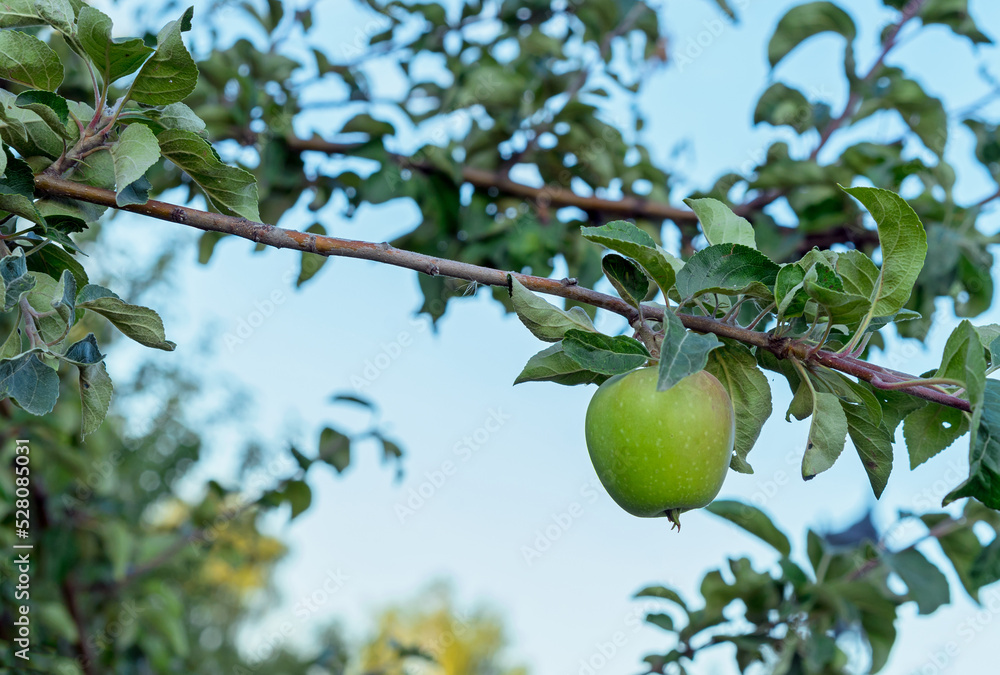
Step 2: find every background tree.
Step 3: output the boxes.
[1,0,999,674]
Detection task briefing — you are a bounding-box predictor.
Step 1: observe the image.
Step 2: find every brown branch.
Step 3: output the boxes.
[281,135,885,251]
[34,174,971,412]
[285,135,699,222]
[809,0,926,161]
[974,186,1000,209]
[32,479,98,675]
[60,576,98,675]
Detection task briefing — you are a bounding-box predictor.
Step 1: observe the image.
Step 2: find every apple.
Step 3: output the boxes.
[584,367,735,527]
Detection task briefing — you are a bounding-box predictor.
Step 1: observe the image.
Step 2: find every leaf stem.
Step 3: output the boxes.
[745,302,775,330]
[869,376,964,391]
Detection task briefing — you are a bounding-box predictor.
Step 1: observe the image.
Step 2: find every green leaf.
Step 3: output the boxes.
[855,68,948,155]
[24,271,73,345]
[971,537,1000,589]
[872,387,927,437]
[905,321,985,468]
[508,276,596,342]
[0,250,36,311]
[318,427,351,473]
[35,0,74,34]
[146,102,207,135]
[802,391,849,480]
[675,243,779,300]
[513,342,607,386]
[811,368,883,424]
[0,152,44,225]
[753,82,812,133]
[0,0,44,28]
[705,500,791,556]
[705,340,771,473]
[768,1,856,68]
[340,113,395,137]
[974,323,1000,364]
[634,585,687,609]
[67,147,115,190]
[602,253,649,307]
[920,512,984,599]
[965,119,1000,184]
[45,269,76,336]
[63,332,103,365]
[581,221,678,296]
[111,123,160,204]
[841,186,927,321]
[283,480,312,519]
[128,7,198,105]
[76,5,154,83]
[289,446,313,472]
[803,263,870,324]
[562,329,650,377]
[77,285,175,351]
[885,548,950,615]
[914,0,992,44]
[197,231,225,264]
[944,379,1000,509]
[14,90,71,139]
[657,311,722,393]
[903,404,968,468]
[0,353,59,415]
[116,175,151,207]
[685,198,756,249]
[775,263,807,319]
[0,308,21,359]
[0,89,64,158]
[143,583,188,656]
[26,243,88,290]
[97,520,131,581]
[0,30,64,91]
[157,129,260,221]
[834,249,879,298]
[842,401,894,498]
[790,381,814,422]
[297,223,329,286]
[851,582,899,673]
[645,614,674,631]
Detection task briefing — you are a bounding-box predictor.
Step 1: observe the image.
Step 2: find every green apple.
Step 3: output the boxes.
[584,367,735,527]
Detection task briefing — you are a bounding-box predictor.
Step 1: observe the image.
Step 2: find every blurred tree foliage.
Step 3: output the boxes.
[358,585,526,675]
[2,1,1000,674]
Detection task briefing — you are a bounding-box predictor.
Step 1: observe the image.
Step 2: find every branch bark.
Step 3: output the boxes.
[285,135,699,222]
[32,173,970,412]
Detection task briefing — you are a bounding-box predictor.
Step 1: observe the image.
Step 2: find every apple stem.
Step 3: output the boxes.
[666,509,682,531]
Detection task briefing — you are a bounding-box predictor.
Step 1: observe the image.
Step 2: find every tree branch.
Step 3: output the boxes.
[281,134,882,250]
[32,173,970,413]
[809,0,926,161]
[285,135,699,222]
[31,479,98,675]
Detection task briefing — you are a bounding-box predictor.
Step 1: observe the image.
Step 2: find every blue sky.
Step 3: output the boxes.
[98,0,1000,672]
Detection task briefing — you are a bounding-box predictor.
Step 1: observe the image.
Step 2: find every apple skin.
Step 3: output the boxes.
[585,367,735,520]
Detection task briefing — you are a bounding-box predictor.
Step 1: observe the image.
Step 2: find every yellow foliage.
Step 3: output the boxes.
[358,585,527,675]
